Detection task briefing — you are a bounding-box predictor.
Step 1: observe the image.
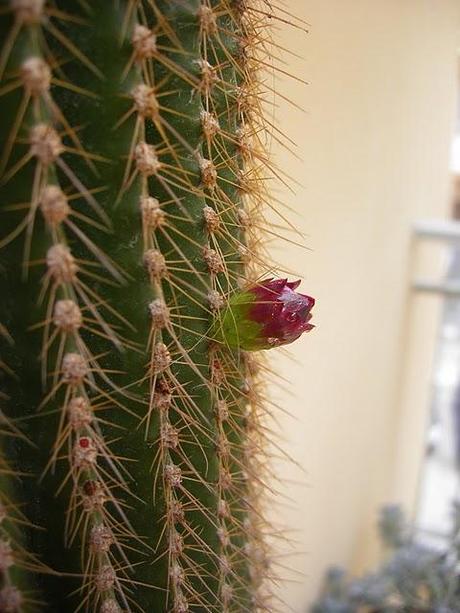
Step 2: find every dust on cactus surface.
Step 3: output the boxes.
[0,1,310,611]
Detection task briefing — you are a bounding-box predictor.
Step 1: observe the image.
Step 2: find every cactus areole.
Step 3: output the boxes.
[0,1,311,611]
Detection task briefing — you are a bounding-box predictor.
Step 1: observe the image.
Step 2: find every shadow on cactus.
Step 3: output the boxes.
[0,1,312,611]
[311,504,460,613]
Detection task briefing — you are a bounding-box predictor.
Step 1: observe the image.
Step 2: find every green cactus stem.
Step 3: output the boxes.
[0,1,305,611]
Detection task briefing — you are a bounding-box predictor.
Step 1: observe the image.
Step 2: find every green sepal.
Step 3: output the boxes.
[212,291,265,351]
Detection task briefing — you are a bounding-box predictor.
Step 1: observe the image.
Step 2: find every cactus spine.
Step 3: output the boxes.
[0,1,297,610]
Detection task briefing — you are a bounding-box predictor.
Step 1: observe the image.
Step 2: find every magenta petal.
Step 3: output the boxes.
[299,293,315,308]
[286,279,301,290]
[250,295,282,326]
[251,278,287,303]
[262,278,287,293]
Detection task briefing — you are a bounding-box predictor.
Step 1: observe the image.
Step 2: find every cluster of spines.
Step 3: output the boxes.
[0,468,30,612]
[197,6,252,611]
[116,2,275,610]
[0,2,145,611]
[212,3,309,610]
[0,0,306,611]
[130,4,230,611]
[127,7,205,612]
[0,356,29,612]
[0,494,25,613]
[0,321,47,612]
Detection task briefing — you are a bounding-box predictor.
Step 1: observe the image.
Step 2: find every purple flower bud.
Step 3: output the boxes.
[215,278,315,351]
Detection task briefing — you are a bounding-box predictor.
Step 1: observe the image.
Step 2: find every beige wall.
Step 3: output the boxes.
[269,1,460,610]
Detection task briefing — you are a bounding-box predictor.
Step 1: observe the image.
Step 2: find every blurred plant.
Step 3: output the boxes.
[311,503,460,613]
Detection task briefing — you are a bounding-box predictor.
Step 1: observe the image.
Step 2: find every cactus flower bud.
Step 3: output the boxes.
[215,278,315,350]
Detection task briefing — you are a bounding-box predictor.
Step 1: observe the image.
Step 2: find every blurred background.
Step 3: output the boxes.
[268,1,460,610]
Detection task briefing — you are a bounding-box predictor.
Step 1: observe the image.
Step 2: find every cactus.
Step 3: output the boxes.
[0,1,310,611]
